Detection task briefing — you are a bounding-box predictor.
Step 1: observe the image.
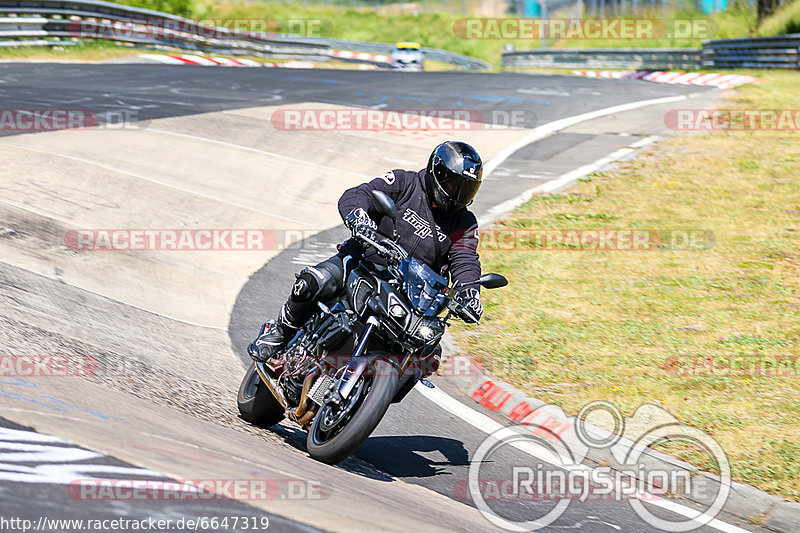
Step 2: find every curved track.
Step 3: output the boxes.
[0,63,760,532]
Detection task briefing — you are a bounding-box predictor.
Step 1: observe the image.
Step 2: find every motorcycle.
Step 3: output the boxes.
[237,190,508,464]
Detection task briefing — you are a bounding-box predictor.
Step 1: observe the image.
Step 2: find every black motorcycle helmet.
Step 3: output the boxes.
[425,141,483,214]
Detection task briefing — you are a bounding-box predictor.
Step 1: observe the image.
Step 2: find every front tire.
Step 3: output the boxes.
[237,362,285,427]
[306,358,398,464]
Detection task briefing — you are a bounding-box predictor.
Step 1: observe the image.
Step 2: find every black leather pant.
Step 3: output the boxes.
[281,251,356,327]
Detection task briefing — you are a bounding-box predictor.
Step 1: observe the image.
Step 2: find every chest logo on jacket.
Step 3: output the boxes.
[402,209,447,242]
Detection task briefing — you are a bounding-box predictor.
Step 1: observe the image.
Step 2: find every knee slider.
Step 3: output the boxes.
[291,271,319,303]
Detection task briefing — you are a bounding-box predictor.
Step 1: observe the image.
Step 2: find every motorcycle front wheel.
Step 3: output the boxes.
[306,357,398,464]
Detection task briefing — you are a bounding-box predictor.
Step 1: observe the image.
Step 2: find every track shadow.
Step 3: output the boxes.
[355,435,470,478]
[240,418,394,482]
[239,418,469,481]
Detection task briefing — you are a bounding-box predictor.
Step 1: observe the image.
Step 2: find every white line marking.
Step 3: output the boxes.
[1,144,314,227]
[0,442,102,463]
[414,385,750,533]
[0,427,162,484]
[382,157,418,167]
[146,128,371,179]
[482,93,695,177]
[478,136,660,227]
[419,92,750,532]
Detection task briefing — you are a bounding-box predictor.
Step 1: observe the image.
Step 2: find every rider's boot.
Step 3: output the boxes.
[249,264,339,363]
[248,304,301,363]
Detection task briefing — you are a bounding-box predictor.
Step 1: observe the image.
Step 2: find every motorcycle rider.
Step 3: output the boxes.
[248,140,485,363]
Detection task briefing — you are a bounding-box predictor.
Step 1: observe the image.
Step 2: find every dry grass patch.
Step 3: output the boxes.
[0,41,139,61]
[452,70,800,498]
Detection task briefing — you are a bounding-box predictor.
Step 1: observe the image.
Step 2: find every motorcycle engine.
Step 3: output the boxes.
[283,330,316,378]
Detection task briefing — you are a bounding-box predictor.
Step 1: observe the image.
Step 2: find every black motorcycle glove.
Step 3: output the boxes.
[458,287,483,323]
[345,207,377,236]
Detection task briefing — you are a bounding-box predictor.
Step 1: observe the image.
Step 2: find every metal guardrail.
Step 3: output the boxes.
[2,1,797,72]
[503,34,800,71]
[292,36,489,70]
[502,48,703,70]
[702,34,800,69]
[0,0,330,57]
[0,0,488,70]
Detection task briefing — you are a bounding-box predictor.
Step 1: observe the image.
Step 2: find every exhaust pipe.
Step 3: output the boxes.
[296,407,318,427]
[293,370,319,421]
[254,362,288,409]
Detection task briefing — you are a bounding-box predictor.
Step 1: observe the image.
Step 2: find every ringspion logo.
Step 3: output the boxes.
[468,401,730,531]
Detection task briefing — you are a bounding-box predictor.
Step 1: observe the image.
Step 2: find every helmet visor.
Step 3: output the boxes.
[437,171,482,207]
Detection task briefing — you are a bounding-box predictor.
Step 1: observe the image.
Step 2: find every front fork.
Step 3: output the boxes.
[328,314,415,404]
[328,316,380,404]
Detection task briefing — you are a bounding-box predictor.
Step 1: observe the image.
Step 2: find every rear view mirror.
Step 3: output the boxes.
[371,190,397,222]
[479,273,508,289]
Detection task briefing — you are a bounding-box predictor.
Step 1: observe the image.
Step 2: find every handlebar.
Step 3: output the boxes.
[352,226,479,323]
[352,227,407,265]
[446,295,480,324]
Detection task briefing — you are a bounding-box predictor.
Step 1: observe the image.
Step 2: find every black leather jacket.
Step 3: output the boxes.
[338,168,481,290]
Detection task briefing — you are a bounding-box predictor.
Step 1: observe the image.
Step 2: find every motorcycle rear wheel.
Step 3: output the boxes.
[306,358,398,464]
[237,362,285,427]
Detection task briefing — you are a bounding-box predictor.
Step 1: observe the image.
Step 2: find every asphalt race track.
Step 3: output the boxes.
[0,417,320,532]
[0,63,762,532]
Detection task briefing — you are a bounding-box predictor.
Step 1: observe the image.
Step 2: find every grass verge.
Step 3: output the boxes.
[0,1,788,67]
[0,40,140,61]
[451,70,800,499]
[759,0,800,36]
[199,2,758,65]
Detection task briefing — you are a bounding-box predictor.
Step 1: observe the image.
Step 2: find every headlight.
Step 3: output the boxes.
[413,318,443,343]
[417,324,435,342]
[390,303,407,319]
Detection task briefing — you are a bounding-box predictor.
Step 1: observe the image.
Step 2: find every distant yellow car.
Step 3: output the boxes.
[390,42,424,71]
